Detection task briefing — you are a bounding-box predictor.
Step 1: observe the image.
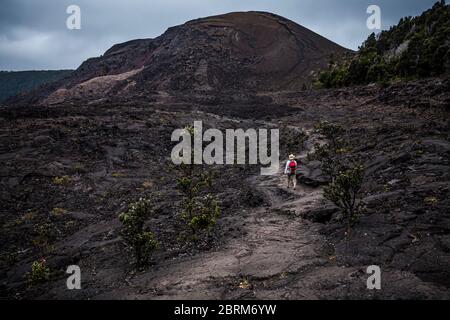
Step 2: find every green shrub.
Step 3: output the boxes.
[32,222,57,251]
[312,121,366,234]
[52,175,71,185]
[177,170,220,238]
[187,195,220,234]
[26,258,50,285]
[282,127,306,154]
[119,198,159,267]
[176,126,220,240]
[314,121,345,152]
[311,121,347,179]
[324,164,365,234]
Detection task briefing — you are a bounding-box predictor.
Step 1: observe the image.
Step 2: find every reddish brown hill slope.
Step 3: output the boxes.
[9,12,352,105]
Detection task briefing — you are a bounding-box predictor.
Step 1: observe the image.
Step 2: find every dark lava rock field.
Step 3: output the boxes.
[1,78,449,299]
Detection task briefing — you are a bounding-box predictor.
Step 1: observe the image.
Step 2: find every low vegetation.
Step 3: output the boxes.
[176,126,220,240]
[312,121,366,233]
[324,164,365,234]
[119,198,159,267]
[26,258,50,285]
[281,126,307,155]
[316,1,450,88]
[52,175,71,186]
[312,121,348,179]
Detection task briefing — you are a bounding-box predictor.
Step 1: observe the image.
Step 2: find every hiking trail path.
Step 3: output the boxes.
[114,128,343,299]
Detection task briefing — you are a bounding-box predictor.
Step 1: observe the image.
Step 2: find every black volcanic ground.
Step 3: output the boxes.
[0,12,449,300]
[1,78,449,299]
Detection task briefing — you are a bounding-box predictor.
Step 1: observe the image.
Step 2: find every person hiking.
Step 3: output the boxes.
[285,154,298,189]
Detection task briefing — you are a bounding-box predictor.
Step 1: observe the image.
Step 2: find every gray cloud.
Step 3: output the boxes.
[0,0,440,70]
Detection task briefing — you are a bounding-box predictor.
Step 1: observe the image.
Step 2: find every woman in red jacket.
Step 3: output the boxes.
[284,154,297,189]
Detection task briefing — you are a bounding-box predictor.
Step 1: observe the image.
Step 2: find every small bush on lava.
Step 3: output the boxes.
[119,198,159,267]
[324,164,365,234]
[26,258,50,285]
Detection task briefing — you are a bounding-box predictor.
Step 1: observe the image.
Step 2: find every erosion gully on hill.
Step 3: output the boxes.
[0,78,449,299]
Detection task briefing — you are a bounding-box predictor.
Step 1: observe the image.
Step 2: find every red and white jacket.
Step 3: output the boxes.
[284,160,297,175]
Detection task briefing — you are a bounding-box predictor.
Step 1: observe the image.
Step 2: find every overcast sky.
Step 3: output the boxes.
[0,0,440,71]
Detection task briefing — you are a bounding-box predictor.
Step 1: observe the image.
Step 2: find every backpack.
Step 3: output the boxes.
[289,160,297,174]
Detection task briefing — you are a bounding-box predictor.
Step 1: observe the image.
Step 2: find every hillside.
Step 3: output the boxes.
[7,12,351,106]
[317,1,450,88]
[0,70,73,103]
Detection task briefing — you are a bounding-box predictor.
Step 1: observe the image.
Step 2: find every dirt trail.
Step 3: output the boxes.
[99,130,335,299]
